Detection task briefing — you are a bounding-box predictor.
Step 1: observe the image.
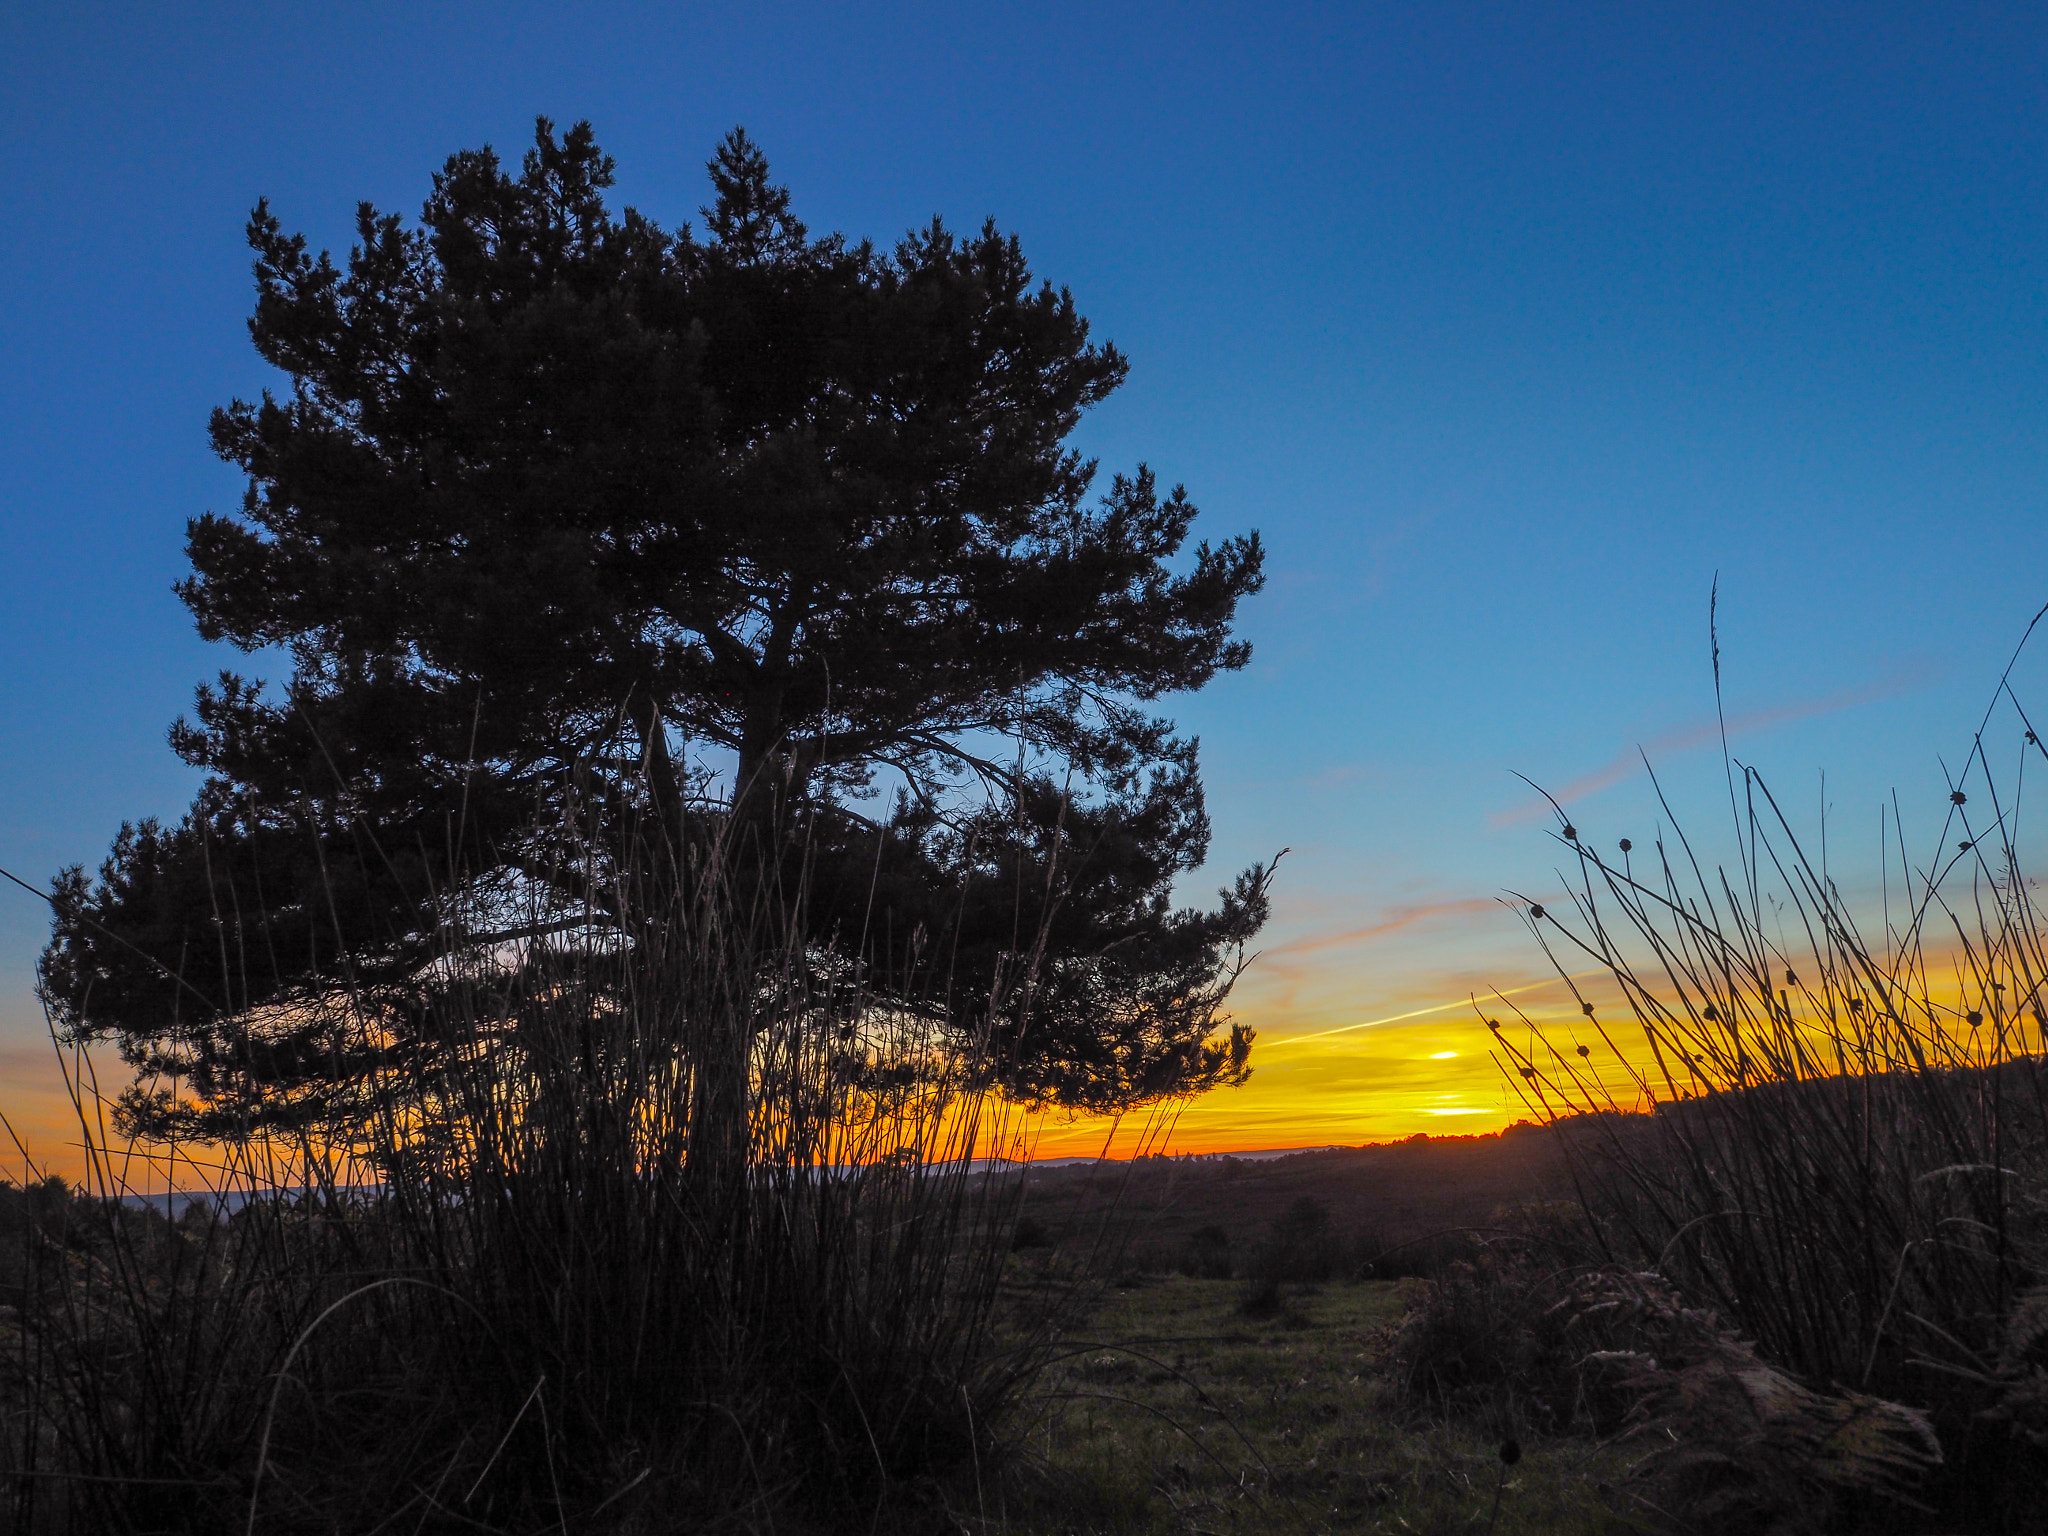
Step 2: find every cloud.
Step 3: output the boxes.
[1260,895,1502,961]
[1490,662,1937,828]
[1301,764,1371,791]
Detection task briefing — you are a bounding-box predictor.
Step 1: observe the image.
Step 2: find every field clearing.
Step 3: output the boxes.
[989,1273,1640,1536]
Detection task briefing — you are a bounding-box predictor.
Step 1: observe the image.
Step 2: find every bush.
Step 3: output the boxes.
[1255,1195,1341,1283]
[1348,1224,1483,1281]
[1235,1271,1287,1319]
[1011,1213,1053,1250]
[1397,1260,1943,1531]
[1392,1253,1571,1422]
[1181,1223,1234,1279]
[1235,1196,1341,1317]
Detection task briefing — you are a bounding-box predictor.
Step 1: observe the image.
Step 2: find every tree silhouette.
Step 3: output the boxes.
[42,121,1270,1138]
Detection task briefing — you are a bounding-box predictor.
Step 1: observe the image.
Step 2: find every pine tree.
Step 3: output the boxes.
[42,121,1270,1138]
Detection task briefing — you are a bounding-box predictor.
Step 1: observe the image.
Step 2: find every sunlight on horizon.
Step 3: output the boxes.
[1,882,2020,1183]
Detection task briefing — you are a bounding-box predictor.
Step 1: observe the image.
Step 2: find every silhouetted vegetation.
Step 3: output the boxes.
[5,804,1079,1533]
[12,104,2046,1536]
[3,121,1271,1535]
[1474,615,2048,1533]
[42,118,1271,1145]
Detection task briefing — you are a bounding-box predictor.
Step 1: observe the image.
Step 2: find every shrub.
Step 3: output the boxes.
[1396,1260,1943,1529]
[1011,1213,1054,1250]
[1349,1224,1484,1281]
[1392,1253,1568,1423]
[1252,1195,1340,1283]
[1181,1223,1234,1279]
[1235,1196,1341,1317]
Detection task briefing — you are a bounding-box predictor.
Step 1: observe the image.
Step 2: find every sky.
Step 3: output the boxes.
[3,1,2046,1173]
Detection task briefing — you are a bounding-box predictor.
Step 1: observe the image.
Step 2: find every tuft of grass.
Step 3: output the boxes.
[0,800,1070,1533]
[1492,618,2048,1531]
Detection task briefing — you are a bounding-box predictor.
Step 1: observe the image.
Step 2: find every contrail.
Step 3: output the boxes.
[1257,966,1612,1049]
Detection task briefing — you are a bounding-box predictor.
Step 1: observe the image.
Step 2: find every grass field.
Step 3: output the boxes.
[986,1273,1640,1536]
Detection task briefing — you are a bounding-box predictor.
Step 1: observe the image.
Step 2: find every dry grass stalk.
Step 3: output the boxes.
[1487,619,2048,1529]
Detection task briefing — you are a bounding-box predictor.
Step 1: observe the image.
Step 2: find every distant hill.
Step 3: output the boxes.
[1011,1123,1573,1255]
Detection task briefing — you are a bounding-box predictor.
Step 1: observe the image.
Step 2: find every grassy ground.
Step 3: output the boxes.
[1008,1132,1570,1263]
[983,1273,1642,1536]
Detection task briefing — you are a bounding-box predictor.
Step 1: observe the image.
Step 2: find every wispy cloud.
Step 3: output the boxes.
[1301,764,1372,792]
[1261,895,1502,961]
[1490,662,1937,828]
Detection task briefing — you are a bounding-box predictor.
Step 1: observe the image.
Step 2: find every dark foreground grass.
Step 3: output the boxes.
[984,1273,1639,1536]
[1483,618,2048,1531]
[0,802,1050,1535]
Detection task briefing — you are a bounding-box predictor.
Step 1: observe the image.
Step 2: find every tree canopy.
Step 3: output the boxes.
[41,121,1270,1138]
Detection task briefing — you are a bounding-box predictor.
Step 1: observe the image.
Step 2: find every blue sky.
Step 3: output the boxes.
[3,2,2045,1156]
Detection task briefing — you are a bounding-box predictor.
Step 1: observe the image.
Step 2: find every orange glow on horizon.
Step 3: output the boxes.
[1,896,2013,1184]
[1011,963,1630,1160]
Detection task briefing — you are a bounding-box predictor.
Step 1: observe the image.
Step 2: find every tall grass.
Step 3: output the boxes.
[1,795,1060,1534]
[1491,624,2048,1528]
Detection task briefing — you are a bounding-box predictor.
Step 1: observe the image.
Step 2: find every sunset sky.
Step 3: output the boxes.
[4,2,2047,1175]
